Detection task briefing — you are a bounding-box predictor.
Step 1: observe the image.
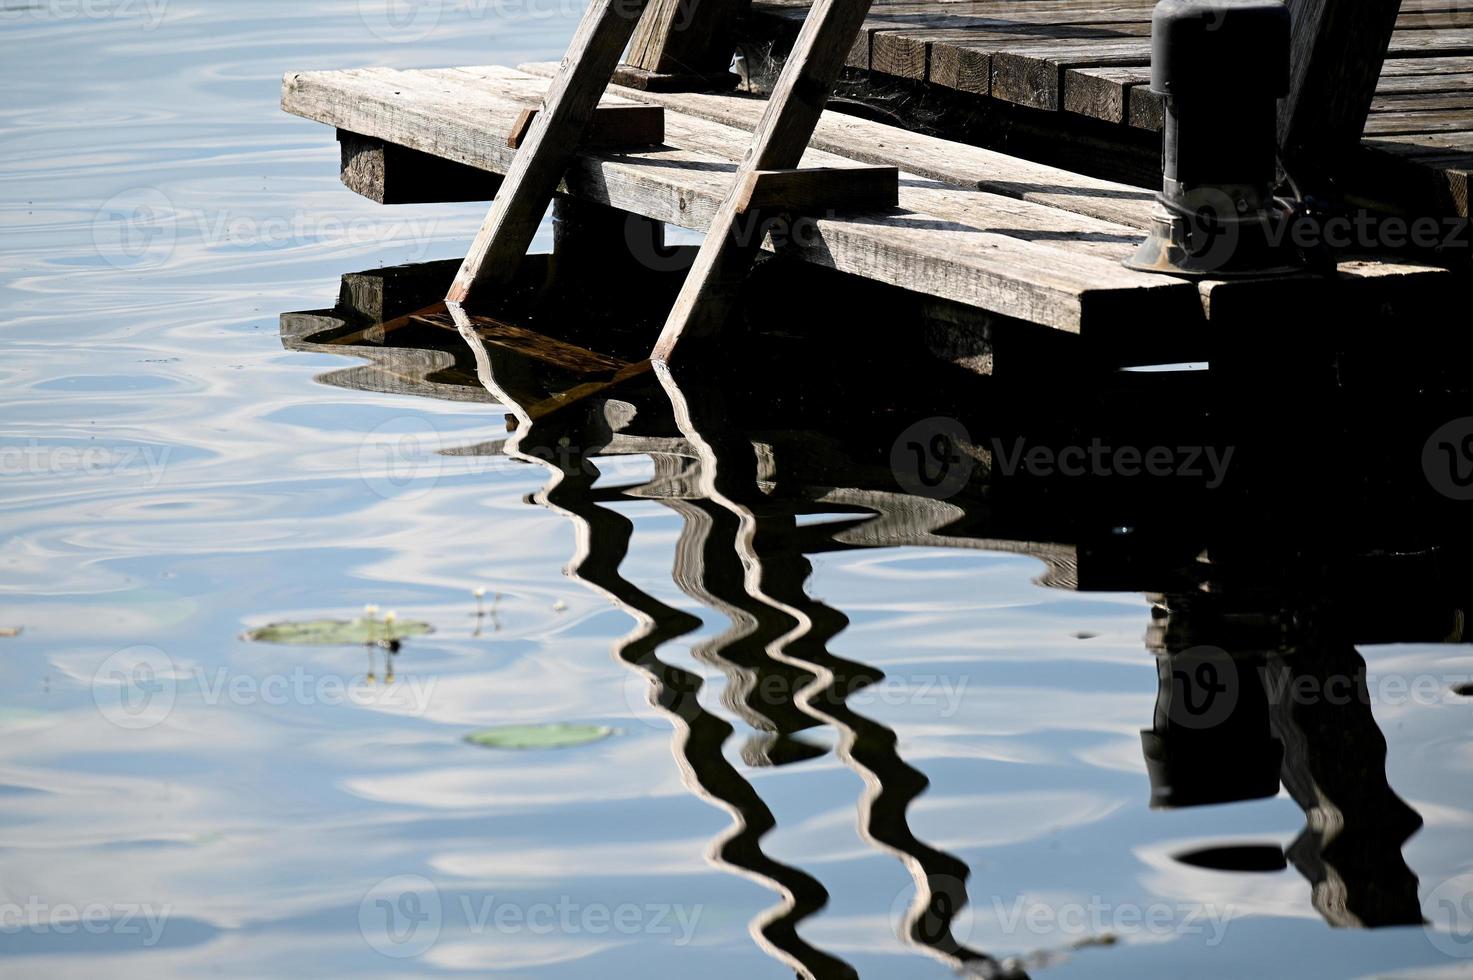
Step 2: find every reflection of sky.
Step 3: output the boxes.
[3,3,1473,978]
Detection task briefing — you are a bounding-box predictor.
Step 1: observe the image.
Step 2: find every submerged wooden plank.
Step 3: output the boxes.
[283,66,1202,334]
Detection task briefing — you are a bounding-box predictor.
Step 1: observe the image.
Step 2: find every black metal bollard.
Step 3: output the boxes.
[1126,0,1304,278]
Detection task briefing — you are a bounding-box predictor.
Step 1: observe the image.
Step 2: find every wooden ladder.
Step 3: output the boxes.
[445,0,895,362]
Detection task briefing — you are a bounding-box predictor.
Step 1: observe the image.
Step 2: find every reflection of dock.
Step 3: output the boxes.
[283,256,1470,972]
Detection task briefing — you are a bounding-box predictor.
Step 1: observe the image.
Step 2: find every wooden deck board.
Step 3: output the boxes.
[284,64,1201,334]
[283,64,1455,337]
[517,61,1158,227]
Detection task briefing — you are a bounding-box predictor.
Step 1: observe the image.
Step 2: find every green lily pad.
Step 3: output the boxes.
[243,618,433,646]
[463,723,616,750]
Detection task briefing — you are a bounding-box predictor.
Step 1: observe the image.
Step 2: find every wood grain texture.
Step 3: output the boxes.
[517,60,1159,226]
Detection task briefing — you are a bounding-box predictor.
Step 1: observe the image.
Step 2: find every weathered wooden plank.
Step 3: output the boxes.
[1062,65,1143,123]
[928,37,990,92]
[735,166,900,213]
[1379,55,1473,77]
[1375,71,1473,95]
[1127,80,1164,131]
[871,30,929,77]
[988,39,1150,111]
[869,19,1149,82]
[518,60,1159,226]
[1371,90,1473,112]
[652,0,884,359]
[1363,106,1473,135]
[1364,131,1473,213]
[505,104,665,148]
[446,0,655,305]
[284,66,1200,334]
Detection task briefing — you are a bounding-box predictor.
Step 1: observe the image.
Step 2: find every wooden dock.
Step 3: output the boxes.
[283,63,1453,342]
[750,0,1473,213]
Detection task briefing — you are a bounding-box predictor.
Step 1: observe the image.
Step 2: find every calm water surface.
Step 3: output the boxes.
[4,3,1473,977]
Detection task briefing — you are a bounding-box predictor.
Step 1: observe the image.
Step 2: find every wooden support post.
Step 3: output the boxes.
[1279,0,1404,182]
[506,104,665,149]
[734,166,899,214]
[650,0,878,362]
[447,0,655,306]
[616,0,746,92]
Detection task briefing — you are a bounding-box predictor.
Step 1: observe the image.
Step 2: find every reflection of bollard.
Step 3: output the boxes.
[1126,0,1303,278]
[1140,647,1282,808]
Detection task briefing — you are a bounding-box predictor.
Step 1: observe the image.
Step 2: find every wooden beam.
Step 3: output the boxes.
[506,104,665,148]
[651,0,880,360]
[1279,0,1405,181]
[734,166,900,213]
[446,0,654,305]
[337,131,500,204]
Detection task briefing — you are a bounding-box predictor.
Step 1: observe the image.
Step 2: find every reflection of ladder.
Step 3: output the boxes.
[445,0,897,361]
